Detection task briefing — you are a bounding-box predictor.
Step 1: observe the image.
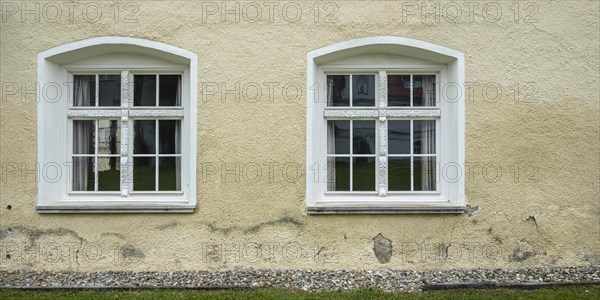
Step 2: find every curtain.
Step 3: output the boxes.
[421,120,436,191]
[73,120,94,191]
[175,121,181,190]
[326,121,335,191]
[423,75,436,106]
[74,75,93,106]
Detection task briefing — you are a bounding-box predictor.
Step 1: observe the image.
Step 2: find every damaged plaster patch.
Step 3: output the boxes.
[155,221,178,230]
[510,240,537,262]
[101,232,125,239]
[0,225,86,249]
[465,205,479,216]
[121,244,145,259]
[207,216,304,235]
[373,233,393,264]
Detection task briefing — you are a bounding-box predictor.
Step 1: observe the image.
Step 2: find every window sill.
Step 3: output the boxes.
[36,204,195,213]
[306,202,465,214]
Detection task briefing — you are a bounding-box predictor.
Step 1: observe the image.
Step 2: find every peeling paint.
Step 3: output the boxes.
[510,241,537,262]
[121,244,145,259]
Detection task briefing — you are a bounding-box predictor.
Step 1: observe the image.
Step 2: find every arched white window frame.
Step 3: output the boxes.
[305,36,465,214]
[37,36,197,213]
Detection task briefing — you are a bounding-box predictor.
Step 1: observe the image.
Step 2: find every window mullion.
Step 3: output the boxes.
[120,70,131,197]
[377,70,387,196]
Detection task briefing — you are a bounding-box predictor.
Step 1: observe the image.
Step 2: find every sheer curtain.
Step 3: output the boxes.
[73,76,95,191]
[326,121,335,191]
[422,75,436,106]
[421,120,436,191]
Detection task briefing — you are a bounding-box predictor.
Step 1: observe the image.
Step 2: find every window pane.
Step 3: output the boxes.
[98,75,121,106]
[413,120,436,154]
[159,75,181,106]
[72,156,94,191]
[388,75,410,106]
[73,75,95,106]
[327,75,349,106]
[327,157,349,191]
[388,157,411,191]
[134,75,156,106]
[413,75,436,106]
[327,120,349,154]
[133,157,155,191]
[353,157,375,191]
[134,120,156,154]
[98,157,120,191]
[159,157,180,191]
[388,120,410,154]
[159,120,181,154]
[73,120,95,154]
[414,157,436,191]
[98,120,120,155]
[352,75,375,106]
[353,120,375,155]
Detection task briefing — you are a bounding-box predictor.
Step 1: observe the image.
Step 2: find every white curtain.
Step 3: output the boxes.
[326,121,336,191]
[73,120,94,191]
[74,75,93,106]
[423,75,436,106]
[421,120,436,191]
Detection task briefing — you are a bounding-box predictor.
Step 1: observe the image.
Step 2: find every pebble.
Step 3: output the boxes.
[0,266,598,292]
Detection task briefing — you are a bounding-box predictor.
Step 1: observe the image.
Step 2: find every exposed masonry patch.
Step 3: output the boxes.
[438,243,451,259]
[207,216,304,235]
[155,221,178,230]
[465,205,479,216]
[372,233,393,264]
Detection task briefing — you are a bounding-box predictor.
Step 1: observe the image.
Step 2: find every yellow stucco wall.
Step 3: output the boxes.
[0,0,598,271]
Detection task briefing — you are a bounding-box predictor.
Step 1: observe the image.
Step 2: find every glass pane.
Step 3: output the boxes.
[327,157,349,191]
[414,157,436,191]
[353,120,375,155]
[159,120,180,154]
[327,75,349,106]
[133,157,155,191]
[413,75,436,106]
[98,75,121,106]
[98,120,120,155]
[327,120,349,154]
[73,75,95,106]
[159,75,181,106]
[352,75,375,106]
[388,120,410,154]
[353,157,375,191]
[388,157,411,191]
[134,120,156,154]
[159,157,180,191]
[134,75,156,106]
[73,120,95,154]
[413,120,436,154]
[98,157,120,191]
[388,75,410,106]
[72,156,94,191]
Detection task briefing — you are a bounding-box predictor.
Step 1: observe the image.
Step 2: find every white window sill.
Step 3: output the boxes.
[306,202,465,214]
[36,203,195,213]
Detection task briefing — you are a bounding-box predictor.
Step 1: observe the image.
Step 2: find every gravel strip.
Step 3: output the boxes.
[1,266,598,292]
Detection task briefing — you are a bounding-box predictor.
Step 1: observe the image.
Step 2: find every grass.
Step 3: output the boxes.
[1,285,599,300]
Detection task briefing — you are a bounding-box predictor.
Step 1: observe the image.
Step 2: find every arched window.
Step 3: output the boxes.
[37,37,197,212]
[305,36,465,213]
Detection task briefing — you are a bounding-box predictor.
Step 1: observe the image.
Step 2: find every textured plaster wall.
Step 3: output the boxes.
[0,0,598,271]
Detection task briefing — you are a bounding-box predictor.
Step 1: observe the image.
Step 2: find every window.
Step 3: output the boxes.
[37,37,197,212]
[306,37,465,213]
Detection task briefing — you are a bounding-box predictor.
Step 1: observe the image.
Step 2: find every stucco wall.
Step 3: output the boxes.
[0,0,598,271]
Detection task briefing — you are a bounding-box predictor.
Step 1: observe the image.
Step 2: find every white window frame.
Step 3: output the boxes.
[37,37,197,213]
[306,36,465,214]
